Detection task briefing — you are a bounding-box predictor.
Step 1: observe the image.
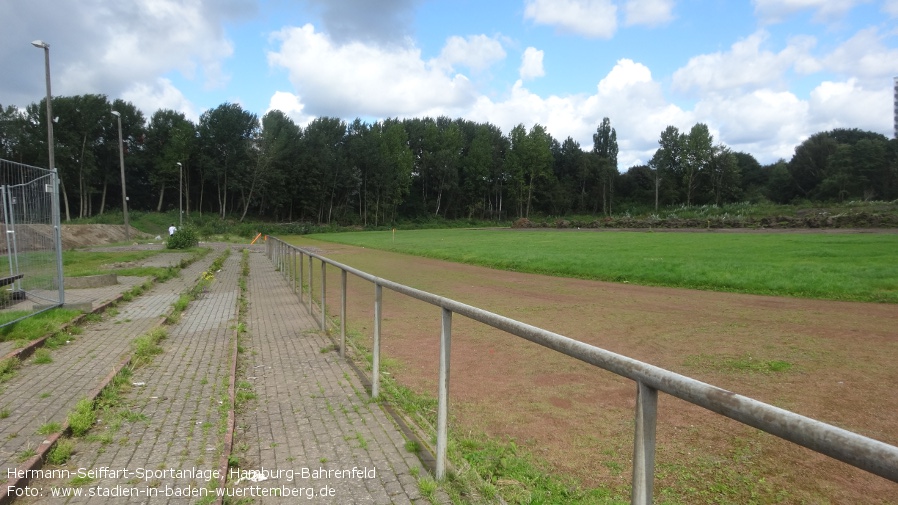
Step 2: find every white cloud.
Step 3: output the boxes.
[693,90,809,159]
[121,78,198,121]
[519,47,545,80]
[524,0,618,39]
[821,28,898,82]
[469,59,691,168]
[0,0,248,115]
[437,35,506,72]
[267,91,314,127]
[752,0,868,23]
[672,31,818,94]
[623,0,675,27]
[808,79,892,133]
[267,24,478,118]
[885,0,898,17]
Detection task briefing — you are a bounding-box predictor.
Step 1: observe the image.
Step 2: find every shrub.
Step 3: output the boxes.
[166,226,199,249]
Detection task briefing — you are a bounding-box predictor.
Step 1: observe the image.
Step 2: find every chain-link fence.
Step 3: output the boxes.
[0,159,64,326]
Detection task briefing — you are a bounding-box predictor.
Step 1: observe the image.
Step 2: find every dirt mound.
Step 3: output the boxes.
[61,224,154,249]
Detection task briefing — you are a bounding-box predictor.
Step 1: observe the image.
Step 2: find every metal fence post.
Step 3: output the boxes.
[292,248,296,293]
[372,282,382,399]
[1,187,13,279]
[50,171,64,304]
[298,250,304,303]
[340,269,347,358]
[436,307,452,480]
[320,259,327,332]
[308,253,314,315]
[632,381,658,505]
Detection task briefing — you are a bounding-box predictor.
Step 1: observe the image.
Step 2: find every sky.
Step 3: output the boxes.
[3,0,898,170]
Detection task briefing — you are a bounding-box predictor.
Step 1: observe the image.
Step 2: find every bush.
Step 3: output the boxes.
[166,226,199,249]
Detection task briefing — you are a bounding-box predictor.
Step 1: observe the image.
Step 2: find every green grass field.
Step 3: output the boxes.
[306,229,898,303]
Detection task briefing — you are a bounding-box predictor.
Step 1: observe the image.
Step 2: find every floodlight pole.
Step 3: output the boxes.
[32,39,64,305]
[177,162,183,227]
[111,110,130,241]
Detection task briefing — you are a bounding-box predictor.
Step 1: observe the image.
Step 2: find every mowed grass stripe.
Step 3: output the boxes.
[305,229,898,303]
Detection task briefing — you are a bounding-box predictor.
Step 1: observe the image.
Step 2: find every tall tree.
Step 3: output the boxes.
[242,110,298,221]
[708,145,741,205]
[299,117,346,222]
[197,103,259,218]
[373,119,414,224]
[145,109,195,212]
[682,123,713,206]
[592,117,618,215]
[650,125,684,207]
[506,123,552,218]
[788,132,838,199]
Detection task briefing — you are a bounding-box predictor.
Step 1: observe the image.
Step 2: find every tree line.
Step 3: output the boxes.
[2,94,897,224]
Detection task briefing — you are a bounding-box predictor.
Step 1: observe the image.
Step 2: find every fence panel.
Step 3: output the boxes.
[0,159,64,325]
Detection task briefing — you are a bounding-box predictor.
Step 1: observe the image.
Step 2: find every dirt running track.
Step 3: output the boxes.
[291,237,898,504]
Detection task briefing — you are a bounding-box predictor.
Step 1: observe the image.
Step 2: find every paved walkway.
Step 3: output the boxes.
[2,244,427,504]
[229,247,427,504]
[0,250,214,470]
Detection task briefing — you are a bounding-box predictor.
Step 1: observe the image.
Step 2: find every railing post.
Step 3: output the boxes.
[436,307,452,480]
[372,282,382,399]
[320,259,327,332]
[340,269,347,358]
[308,254,314,315]
[292,248,296,293]
[298,250,304,303]
[632,381,658,505]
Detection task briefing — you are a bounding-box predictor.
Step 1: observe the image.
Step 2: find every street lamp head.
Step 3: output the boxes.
[177,162,182,167]
[110,110,120,117]
[31,40,49,49]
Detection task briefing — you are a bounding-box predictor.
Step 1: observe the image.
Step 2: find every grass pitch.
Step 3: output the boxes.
[307,228,898,303]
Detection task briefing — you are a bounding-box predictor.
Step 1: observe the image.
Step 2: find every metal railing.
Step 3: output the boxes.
[265,237,898,505]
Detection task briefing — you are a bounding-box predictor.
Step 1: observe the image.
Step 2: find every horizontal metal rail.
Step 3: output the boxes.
[266,237,898,504]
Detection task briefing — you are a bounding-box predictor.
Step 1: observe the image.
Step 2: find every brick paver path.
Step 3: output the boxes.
[228,247,427,504]
[5,245,427,504]
[0,249,216,469]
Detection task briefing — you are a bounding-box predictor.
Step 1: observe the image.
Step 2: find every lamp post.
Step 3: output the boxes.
[110,110,130,241]
[31,41,54,174]
[32,39,64,304]
[177,162,183,227]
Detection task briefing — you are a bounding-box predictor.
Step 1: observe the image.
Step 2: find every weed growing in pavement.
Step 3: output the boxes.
[44,332,69,349]
[0,357,19,383]
[15,447,37,462]
[417,475,438,501]
[32,349,53,364]
[46,439,74,465]
[355,432,368,449]
[131,328,167,366]
[68,398,96,437]
[37,421,62,435]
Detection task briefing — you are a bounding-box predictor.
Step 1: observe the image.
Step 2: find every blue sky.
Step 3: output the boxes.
[3,0,898,169]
